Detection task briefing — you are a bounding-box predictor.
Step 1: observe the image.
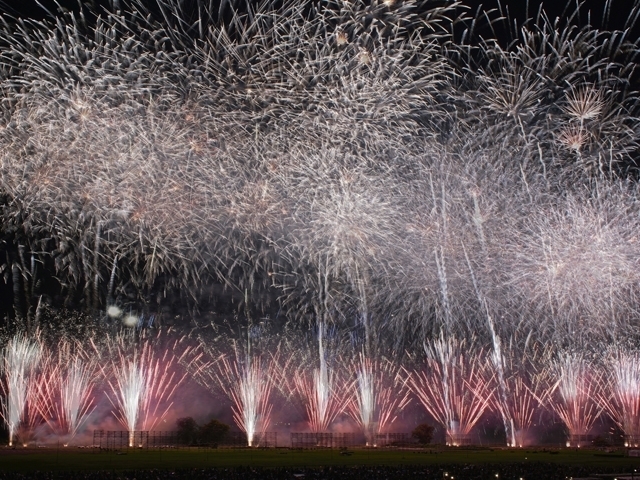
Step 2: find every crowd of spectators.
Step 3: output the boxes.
[0,463,634,480]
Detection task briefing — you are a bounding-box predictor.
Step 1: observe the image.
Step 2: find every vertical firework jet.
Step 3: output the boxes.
[34,342,98,444]
[288,323,345,433]
[407,333,494,446]
[0,334,42,446]
[348,353,410,446]
[56,356,97,442]
[214,353,277,447]
[101,333,192,447]
[550,352,603,447]
[195,328,279,448]
[598,347,640,447]
[489,341,555,448]
[109,351,146,447]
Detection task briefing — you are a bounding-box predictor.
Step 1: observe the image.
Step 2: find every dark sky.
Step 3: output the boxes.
[1,0,634,29]
[0,0,636,60]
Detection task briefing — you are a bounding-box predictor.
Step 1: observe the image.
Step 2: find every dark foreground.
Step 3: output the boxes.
[1,447,639,479]
[0,463,637,480]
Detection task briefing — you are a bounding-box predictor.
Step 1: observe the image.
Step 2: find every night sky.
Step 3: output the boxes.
[3,0,634,28]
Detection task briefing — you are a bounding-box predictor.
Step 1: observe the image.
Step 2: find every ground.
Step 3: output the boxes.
[1,445,639,474]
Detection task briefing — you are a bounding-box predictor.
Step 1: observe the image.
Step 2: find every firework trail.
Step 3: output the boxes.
[194,322,280,448]
[488,339,556,447]
[99,332,192,447]
[202,352,278,447]
[406,333,494,446]
[55,356,97,442]
[550,352,604,447]
[0,333,42,446]
[347,353,410,446]
[33,340,98,444]
[286,323,346,433]
[597,346,640,447]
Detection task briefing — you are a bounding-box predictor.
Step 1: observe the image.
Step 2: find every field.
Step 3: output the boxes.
[1,446,640,474]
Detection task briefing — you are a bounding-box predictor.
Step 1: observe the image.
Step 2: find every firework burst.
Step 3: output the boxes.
[286,324,346,433]
[0,333,42,446]
[98,332,193,447]
[550,352,604,447]
[406,333,494,446]
[598,346,640,447]
[347,352,410,446]
[32,341,98,444]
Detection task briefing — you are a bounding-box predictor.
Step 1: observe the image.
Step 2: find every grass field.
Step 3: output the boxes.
[1,447,640,473]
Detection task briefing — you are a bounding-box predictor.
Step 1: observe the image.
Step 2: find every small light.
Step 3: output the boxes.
[123,314,138,327]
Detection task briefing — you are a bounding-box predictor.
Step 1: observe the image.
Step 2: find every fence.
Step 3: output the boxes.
[290,432,358,449]
[567,434,594,447]
[373,433,416,447]
[92,430,277,449]
[225,431,278,447]
[93,430,416,449]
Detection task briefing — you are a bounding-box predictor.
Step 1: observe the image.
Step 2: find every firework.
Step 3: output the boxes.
[488,339,556,447]
[99,332,192,447]
[204,352,278,447]
[0,334,42,446]
[194,325,280,448]
[597,346,640,447]
[406,333,494,446]
[0,0,639,449]
[347,352,410,446]
[31,340,98,444]
[286,323,346,433]
[549,352,604,447]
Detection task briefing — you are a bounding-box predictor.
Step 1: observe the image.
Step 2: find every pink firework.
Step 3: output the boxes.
[598,347,640,447]
[347,353,410,446]
[284,326,346,433]
[33,341,98,444]
[200,351,278,447]
[406,334,494,446]
[289,360,346,433]
[491,370,554,448]
[0,333,42,446]
[99,333,193,447]
[550,352,604,447]
[490,344,555,447]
